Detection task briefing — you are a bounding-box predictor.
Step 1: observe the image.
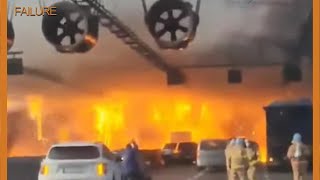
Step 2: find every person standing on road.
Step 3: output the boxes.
[130,140,146,178]
[122,142,144,180]
[227,138,249,180]
[225,138,236,180]
[245,139,259,180]
[287,133,311,180]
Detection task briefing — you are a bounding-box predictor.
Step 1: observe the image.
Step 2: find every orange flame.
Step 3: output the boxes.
[94,103,124,147]
[10,92,269,162]
[26,95,44,142]
[84,35,97,46]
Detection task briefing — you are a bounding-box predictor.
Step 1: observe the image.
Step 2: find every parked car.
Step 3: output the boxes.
[38,142,122,180]
[161,142,198,165]
[196,139,228,170]
[140,149,165,168]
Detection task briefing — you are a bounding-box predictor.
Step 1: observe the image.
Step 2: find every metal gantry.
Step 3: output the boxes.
[71,0,174,73]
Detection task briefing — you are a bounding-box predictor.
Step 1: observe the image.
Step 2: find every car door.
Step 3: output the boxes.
[102,145,122,180]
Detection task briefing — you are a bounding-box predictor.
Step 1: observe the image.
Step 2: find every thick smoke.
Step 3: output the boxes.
[8,0,313,93]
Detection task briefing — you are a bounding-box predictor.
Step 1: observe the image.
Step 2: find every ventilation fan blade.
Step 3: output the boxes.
[167,10,174,19]
[76,28,85,34]
[171,31,177,41]
[57,23,64,28]
[65,14,73,23]
[57,33,66,43]
[75,14,84,23]
[70,35,76,44]
[159,17,167,23]
[177,10,187,20]
[156,28,167,38]
[178,26,188,32]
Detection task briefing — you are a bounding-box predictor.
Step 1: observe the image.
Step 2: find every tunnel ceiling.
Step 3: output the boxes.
[8,0,312,98]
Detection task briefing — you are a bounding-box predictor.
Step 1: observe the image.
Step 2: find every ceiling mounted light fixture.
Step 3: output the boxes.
[228,69,242,84]
[282,63,302,82]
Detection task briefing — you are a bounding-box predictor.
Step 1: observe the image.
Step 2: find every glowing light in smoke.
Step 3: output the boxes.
[94,103,124,147]
[152,107,162,122]
[95,105,108,145]
[85,35,97,45]
[26,95,44,142]
[58,128,70,142]
[176,102,191,121]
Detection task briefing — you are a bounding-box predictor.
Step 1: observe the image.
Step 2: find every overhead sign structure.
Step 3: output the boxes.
[7,51,24,75]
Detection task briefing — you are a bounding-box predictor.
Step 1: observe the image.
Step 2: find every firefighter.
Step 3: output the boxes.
[287,133,311,180]
[225,138,236,180]
[245,139,259,180]
[227,138,249,180]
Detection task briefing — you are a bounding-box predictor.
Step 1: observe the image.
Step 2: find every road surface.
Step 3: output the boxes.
[8,157,313,180]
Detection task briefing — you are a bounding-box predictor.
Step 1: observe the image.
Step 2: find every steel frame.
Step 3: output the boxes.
[71,0,175,73]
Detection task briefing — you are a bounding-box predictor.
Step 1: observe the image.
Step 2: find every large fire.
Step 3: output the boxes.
[94,103,125,147]
[7,91,276,162]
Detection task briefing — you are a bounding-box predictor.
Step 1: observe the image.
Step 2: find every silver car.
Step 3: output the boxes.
[196,139,228,170]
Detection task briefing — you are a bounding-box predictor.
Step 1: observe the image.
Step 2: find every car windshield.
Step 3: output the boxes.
[164,143,177,149]
[178,142,197,151]
[48,146,100,160]
[200,140,227,150]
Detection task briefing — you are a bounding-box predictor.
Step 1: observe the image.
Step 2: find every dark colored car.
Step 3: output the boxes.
[161,142,198,165]
[140,149,165,168]
[177,142,198,163]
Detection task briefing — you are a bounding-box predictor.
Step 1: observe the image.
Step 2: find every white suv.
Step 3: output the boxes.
[196,139,228,170]
[38,142,122,180]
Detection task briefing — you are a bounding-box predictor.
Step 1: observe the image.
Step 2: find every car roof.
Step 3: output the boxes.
[50,141,102,148]
[265,98,312,108]
[178,141,197,145]
[235,136,246,139]
[200,139,228,142]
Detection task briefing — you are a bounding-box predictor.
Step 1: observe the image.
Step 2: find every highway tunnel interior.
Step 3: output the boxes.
[7,0,313,166]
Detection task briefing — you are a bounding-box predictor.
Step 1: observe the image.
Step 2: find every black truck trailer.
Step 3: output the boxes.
[264,98,313,170]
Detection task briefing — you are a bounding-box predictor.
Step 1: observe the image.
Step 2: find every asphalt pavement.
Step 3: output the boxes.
[8,157,313,180]
[152,165,313,180]
[8,157,43,180]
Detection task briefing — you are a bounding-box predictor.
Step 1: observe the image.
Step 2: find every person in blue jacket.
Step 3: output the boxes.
[122,142,143,180]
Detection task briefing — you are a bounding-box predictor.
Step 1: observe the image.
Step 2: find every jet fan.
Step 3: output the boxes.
[42,1,99,53]
[7,20,15,51]
[143,0,200,50]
